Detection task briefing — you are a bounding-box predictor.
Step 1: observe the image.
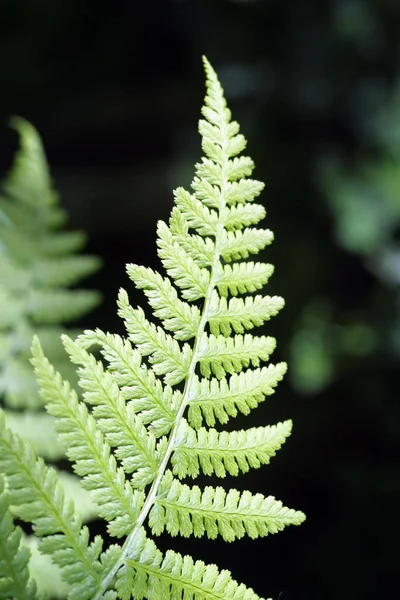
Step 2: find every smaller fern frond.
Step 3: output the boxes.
[173,187,219,236]
[156,220,211,301]
[116,527,268,600]
[172,419,293,478]
[221,202,266,231]
[149,471,304,542]
[219,228,274,261]
[126,264,201,341]
[169,206,215,267]
[215,262,274,297]
[187,363,287,428]
[0,117,101,410]
[0,410,108,600]
[31,336,143,538]
[61,334,161,488]
[207,292,285,336]
[197,333,285,379]
[77,329,180,436]
[0,475,37,600]
[118,290,192,385]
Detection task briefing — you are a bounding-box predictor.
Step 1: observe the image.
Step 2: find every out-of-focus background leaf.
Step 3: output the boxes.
[0,1,398,599]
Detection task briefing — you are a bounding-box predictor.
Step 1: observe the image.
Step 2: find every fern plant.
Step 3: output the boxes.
[0,58,305,600]
[0,117,101,436]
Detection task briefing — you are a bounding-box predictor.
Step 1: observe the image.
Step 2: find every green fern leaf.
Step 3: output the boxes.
[0,411,109,600]
[0,117,101,410]
[126,264,201,340]
[197,333,284,379]
[8,56,305,600]
[31,338,144,537]
[118,290,193,385]
[149,470,304,542]
[222,202,267,231]
[77,329,179,437]
[172,419,293,478]
[117,527,267,600]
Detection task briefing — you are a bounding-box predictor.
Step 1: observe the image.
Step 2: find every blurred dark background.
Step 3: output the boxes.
[1,1,399,599]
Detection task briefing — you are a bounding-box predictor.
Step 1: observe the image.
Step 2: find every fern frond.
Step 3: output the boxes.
[126,264,201,340]
[172,419,293,478]
[157,220,211,301]
[117,527,267,600]
[219,228,274,262]
[173,187,219,236]
[169,206,215,267]
[0,475,37,600]
[118,290,192,385]
[16,57,305,600]
[187,364,286,429]
[207,292,284,336]
[61,334,162,488]
[0,411,110,600]
[31,337,143,537]
[0,117,101,410]
[150,470,304,542]
[77,329,180,436]
[215,261,274,297]
[221,202,267,231]
[197,333,285,379]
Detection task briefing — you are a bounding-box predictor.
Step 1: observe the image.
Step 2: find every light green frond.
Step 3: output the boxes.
[0,476,37,600]
[188,364,287,428]
[0,411,104,599]
[31,336,142,537]
[219,228,274,262]
[150,471,305,541]
[195,157,225,186]
[0,117,101,412]
[226,156,256,181]
[221,202,266,231]
[191,176,222,209]
[118,290,192,385]
[78,329,179,436]
[62,334,160,488]
[172,419,293,478]
[0,58,305,600]
[197,333,281,379]
[207,293,285,336]
[118,527,265,600]
[223,179,265,205]
[169,206,215,267]
[173,187,219,236]
[127,264,201,340]
[157,220,211,301]
[215,262,275,297]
